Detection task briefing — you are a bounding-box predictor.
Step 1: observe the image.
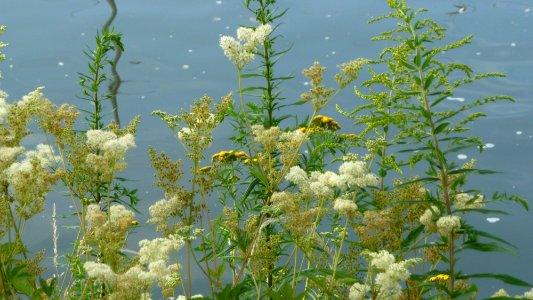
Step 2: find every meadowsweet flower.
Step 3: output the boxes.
[333,198,357,215]
[252,124,281,150]
[0,91,9,123]
[368,250,395,269]
[285,166,308,186]
[177,127,192,141]
[420,206,439,226]
[138,236,183,264]
[220,24,272,69]
[86,129,116,148]
[109,204,135,226]
[454,192,484,210]
[519,288,533,299]
[349,283,370,300]
[491,289,509,297]
[436,215,461,236]
[339,160,378,188]
[84,261,116,283]
[86,204,106,226]
[0,146,24,170]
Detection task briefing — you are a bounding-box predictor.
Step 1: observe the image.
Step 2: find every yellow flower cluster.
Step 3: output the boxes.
[428,274,450,282]
[299,115,342,134]
[211,150,249,163]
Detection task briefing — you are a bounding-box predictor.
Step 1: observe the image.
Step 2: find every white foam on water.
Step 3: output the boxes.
[8,64,13,68]
[516,131,523,135]
[169,34,173,38]
[483,143,495,149]
[511,42,516,47]
[216,0,222,4]
[446,96,465,102]
[213,16,222,22]
[475,52,481,56]
[58,61,64,67]
[303,81,309,86]
[182,64,190,70]
[486,217,500,223]
[324,36,330,40]
[457,154,468,160]
[188,49,193,53]
[525,8,531,12]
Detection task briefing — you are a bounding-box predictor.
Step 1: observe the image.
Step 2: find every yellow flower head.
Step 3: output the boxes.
[428,274,450,282]
[212,150,250,163]
[310,115,341,131]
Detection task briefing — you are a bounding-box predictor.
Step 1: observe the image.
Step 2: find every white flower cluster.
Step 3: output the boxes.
[0,146,24,171]
[83,235,184,295]
[220,24,272,69]
[5,144,57,177]
[454,192,484,210]
[333,198,358,215]
[85,129,135,179]
[419,206,440,227]
[3,144,59,217]
[0,90,9,123]
[436,215,461,236]
[285,159,377,200]
[148,196,181,232]
[86,129,135,159]
[350,250,420,300]
[86,203,135,234]
[339,161,378,188]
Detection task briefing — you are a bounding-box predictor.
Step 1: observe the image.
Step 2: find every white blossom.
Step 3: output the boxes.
[436,215,461,236]
[333,198,357,214]
[84,261,116,283]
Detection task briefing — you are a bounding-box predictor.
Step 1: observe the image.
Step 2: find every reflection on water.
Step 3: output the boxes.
[103,0,122,127]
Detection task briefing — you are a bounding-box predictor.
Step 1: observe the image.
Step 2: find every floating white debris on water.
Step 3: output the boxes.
[331,51,336,55]
[58,61,64,67]
[201,70,206,74]
[475,52,481,56]
[213,16,222,22]
[182,64,190,70]
[486,217,500,223]
[169,34,173,38]
[188,49,193,53]
[525,8,531,13]
[81,32,85,36]
[457,154,468,160]
[225,26,230,30]
[303,81,309,86]
[326,14,332,18]
[216,0,222,4]
[8,64,13,68]
[511,42,516,47]
[324,36,330,40]
[141,95,145,99]
[516,131,523,135]
[65,74,69,77]
[483,143,495,149]
[446,96,465,102]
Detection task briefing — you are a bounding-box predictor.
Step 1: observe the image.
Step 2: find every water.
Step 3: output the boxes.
[1,0,532,297]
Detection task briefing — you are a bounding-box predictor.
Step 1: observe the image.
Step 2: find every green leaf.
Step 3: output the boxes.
[456,273,532,287]
[434,122,450,134]
[401,225,425,250]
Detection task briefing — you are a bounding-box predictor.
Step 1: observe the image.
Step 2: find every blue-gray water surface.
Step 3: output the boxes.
[1,0,533,297]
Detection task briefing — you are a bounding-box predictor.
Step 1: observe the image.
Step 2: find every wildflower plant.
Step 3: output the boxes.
[0,0,530,298]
